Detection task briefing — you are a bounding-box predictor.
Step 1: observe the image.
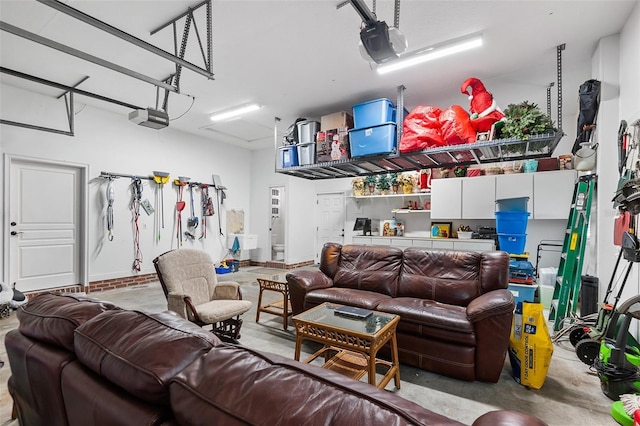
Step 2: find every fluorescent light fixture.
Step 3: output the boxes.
[210,103,261,121]
[377,34,483,74]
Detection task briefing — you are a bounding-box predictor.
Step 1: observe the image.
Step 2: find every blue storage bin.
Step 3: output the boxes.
[496,197,529,212]
[279,145,298,168]
[498,233,527,254]
[509,259,535,278]
[495,211,530,234]
[508,283,537,305]
[353,98,395,128]
[349,122,397,157]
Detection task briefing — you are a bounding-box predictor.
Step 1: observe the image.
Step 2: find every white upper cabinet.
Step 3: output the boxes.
[533,170,577,219]
[495,173,534,212]
[430,179,462,219]
[462,175,496,219]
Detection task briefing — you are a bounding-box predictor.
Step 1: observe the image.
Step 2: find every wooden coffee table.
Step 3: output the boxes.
[292,302,400,390]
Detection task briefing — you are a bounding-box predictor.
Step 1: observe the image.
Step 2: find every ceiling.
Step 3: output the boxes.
[0,0,637,150]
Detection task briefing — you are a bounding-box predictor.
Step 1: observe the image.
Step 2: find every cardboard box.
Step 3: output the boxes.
[321,111,354,131]
[316,128,350,163]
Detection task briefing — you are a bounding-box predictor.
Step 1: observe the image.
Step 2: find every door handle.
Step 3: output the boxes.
[10,231,23,236]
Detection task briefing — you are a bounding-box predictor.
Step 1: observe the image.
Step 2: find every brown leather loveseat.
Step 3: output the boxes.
[5,293,542,426]
[287,243,514,383]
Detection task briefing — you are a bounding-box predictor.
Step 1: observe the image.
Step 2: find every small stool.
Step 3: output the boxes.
[256,278,292,330]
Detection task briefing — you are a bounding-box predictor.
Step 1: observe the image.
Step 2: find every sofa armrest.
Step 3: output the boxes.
[472,410,548,426]
[214,282,241,300]
[466,289,515,382]
[287,270,334,315]
[466,289,515,322]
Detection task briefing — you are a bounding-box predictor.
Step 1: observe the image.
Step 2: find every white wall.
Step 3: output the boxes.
[1,85,253,283]
[595,1,640,304]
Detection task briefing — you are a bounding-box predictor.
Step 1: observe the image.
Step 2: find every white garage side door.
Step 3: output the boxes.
[316,192,345,262]
[7,156,87,292]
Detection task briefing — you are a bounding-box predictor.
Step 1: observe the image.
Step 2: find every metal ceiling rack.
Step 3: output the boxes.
[275,44,566,181]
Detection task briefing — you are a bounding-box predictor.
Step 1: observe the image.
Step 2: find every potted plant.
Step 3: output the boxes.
[364,175,377,195]
[501,101,556,155]
[352,177,365,196]
[377,174,392,195]
[389,173,401,194]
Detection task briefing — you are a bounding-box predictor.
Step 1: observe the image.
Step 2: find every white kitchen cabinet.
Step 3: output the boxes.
[533,170,577,219]
[390,238,413,248]
[352,236,371,245]
[454,240,495,251]
[370,237,391,246]
[495,173,534,211]
[411,239,432,248]
[462,175,496,219]
[431,239,454,250]
[430,179,462,219]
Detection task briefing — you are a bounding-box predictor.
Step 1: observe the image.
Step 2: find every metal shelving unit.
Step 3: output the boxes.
[276,132,562,181]
[275,44,566,182]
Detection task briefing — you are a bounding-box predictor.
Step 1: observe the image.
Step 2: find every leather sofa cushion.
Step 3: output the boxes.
[377,298,476,346]
[17,293,121,352]
[305,288,391,310]
[170,344,465,426]
[333,245,403,297]
[398,249,486,306]
[74,310,219,405]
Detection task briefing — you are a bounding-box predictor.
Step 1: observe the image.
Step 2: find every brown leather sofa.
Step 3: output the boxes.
[287,243,514,383]
[5,293,544,426]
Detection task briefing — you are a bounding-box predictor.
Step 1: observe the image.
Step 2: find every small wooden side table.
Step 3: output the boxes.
[256,278,292,330]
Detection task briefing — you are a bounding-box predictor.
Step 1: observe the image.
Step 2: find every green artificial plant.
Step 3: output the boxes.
[501,101,556,141]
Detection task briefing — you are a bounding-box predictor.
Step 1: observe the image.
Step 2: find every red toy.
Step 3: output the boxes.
[461,77,505,133]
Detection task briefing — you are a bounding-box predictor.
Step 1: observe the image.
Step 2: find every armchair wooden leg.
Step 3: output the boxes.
[213,316,244,343]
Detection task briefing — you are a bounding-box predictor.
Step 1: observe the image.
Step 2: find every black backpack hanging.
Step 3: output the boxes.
[571,79,601,154]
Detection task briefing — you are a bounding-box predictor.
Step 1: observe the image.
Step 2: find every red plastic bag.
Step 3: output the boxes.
[439,105,476,145]
[399,106,445,153]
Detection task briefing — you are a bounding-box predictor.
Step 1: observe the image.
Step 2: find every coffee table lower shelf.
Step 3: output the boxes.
[304,345,398,390]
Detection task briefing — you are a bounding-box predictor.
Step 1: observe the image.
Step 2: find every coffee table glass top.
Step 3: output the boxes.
[293,303,396,336]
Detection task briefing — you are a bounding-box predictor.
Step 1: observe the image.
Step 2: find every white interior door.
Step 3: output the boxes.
[316,192,345,261]
[6,156,87,292]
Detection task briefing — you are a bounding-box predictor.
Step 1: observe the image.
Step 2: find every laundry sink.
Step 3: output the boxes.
[227,234,258,250]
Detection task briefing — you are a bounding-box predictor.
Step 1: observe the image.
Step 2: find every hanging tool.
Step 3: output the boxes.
[212,174,227,236]
[199,183,214,240]
[174,177,189,246]
[185,183,198,240]
[131,177,144,271]
[152,171,170,242]
[618,120,628,175]
[106,177,116,241]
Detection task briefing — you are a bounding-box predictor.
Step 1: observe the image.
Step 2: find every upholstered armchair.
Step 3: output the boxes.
[153,249,251,342]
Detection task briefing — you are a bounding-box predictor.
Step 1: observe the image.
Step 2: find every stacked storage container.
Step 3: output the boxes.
[496,197,535,305]
[349,98,398,157]
[495,197,530,255]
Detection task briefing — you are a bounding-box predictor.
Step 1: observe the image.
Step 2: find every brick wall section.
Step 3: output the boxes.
[252,260,315,270]
[87,273,158,293]
[21,273,159,301]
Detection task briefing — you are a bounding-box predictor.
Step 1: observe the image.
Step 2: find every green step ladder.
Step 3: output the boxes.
[549,174,597,331]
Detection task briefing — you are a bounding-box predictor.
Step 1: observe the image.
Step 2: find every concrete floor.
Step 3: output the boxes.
[0,266,620,425]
